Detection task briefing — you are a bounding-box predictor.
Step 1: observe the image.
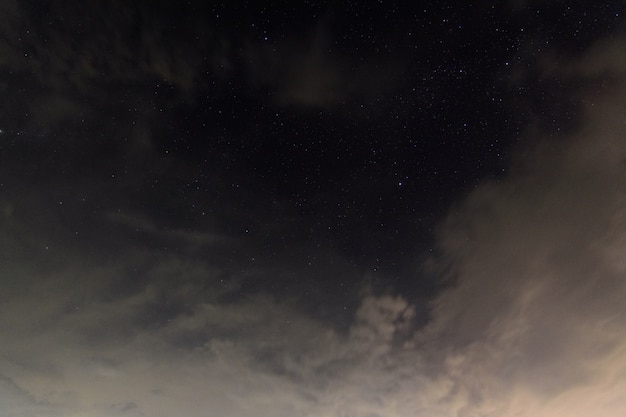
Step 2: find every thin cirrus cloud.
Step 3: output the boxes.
[2,34,626,417]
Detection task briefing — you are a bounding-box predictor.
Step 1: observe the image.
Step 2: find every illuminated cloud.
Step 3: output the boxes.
[414,35,626,416]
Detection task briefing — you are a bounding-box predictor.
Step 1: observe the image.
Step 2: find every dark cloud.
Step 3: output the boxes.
[0,2,208,93]
[0,1,219,155]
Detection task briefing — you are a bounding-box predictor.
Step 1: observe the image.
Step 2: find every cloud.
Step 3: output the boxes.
[2,31,626,417]
[541,36,626,80]
[0,1,224,146]
[244,22,401,109]
[415,35,626,415]
[0,2,207,94]
[0,374,49,417]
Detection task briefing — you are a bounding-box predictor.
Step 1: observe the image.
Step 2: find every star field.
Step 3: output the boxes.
[1,1,626,416]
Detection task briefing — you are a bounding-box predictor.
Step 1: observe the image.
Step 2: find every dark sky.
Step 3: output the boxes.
[1,1,626,416]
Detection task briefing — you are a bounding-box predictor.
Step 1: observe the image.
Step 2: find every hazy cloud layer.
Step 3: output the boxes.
[2,25,626,417]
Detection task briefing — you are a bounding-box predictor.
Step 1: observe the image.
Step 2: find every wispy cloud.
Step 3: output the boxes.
[244,22,402,109]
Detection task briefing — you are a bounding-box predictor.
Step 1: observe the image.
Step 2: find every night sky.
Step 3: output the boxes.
[1,1,626,416]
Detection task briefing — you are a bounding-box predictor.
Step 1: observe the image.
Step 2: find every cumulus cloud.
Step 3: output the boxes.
[2,32,626,417]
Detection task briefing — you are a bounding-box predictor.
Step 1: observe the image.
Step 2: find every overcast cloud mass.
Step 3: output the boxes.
[1,2,625,417]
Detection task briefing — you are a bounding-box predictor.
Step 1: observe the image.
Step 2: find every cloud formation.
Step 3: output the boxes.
[416,35,626,416]
[2,26,626,417]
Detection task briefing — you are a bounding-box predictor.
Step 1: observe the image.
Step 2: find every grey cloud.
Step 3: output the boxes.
[105,211,234,249]
[244,28,348,108]
[1,227,412,417]
[0,374,49,417]
[349,294,415,355]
